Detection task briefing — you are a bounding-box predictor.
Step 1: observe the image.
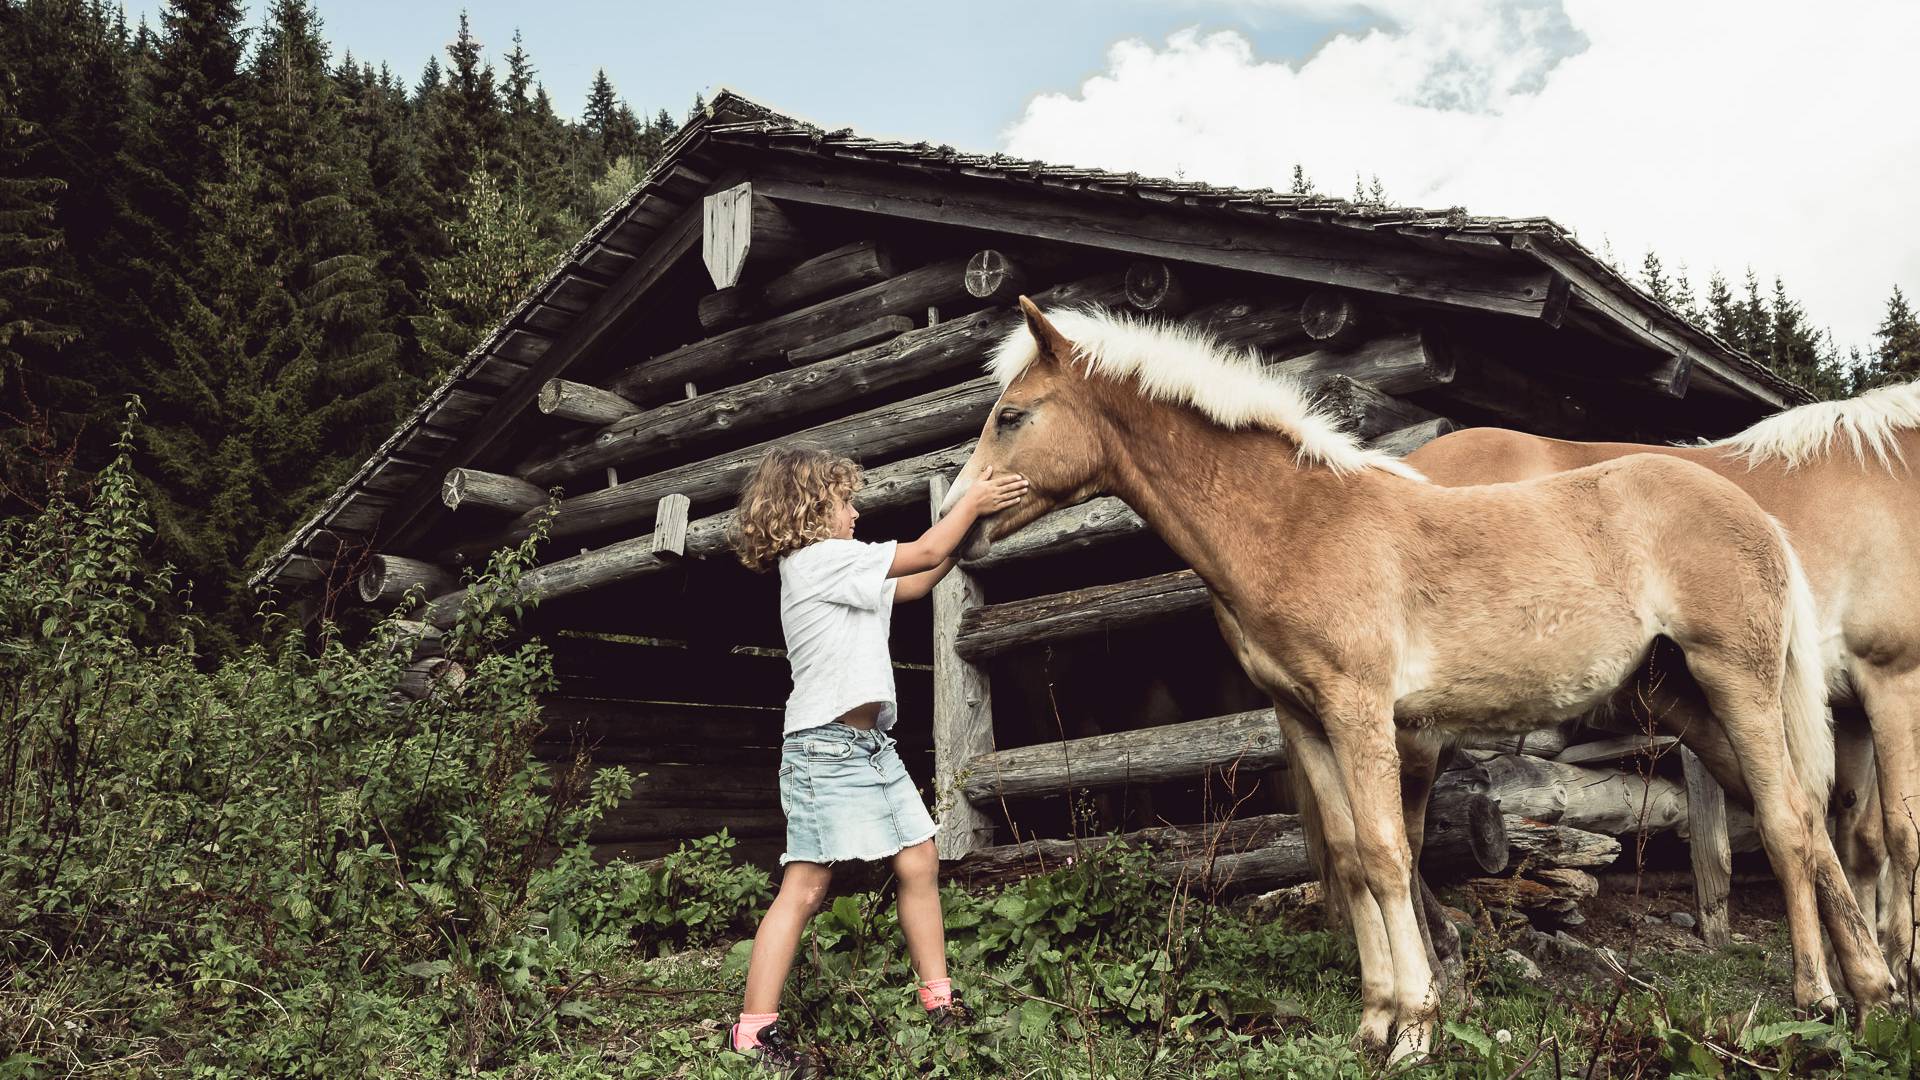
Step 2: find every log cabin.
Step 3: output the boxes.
[246,91,1810,930]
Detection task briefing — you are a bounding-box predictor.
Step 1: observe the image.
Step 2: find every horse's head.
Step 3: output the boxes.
[942,297,1111,560]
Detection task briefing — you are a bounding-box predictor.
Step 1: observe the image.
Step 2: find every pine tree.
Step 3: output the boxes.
[419,12,507,214]
[1639,250,1671,306]
[1705,271,1740,348]
[0,67,82,511]
[1668,260,1701,325]
[416,53,442,99]
[246,0,402,470]
[1868,285,1920,386]
[410,168,560,382]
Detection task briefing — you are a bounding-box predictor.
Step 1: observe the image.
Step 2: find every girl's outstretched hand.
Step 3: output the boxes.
[965,465,1029,515]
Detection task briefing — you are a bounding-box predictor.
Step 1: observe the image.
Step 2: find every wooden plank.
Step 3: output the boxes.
[702,182,804,288]
[930,475,997,859]
[441,378,1000,564]
[1185,296,1309,358]
[418,443,979,628]
[378,205,704,554]
[1311,374,1443,439]
[747,155,1571,320]
[607,255,977,403]
[1430,352,1592,437]
[954,569,1209,663]
[785,314,914,366]
[651,494,690,556]
[1680,745,1733,947]
[959,708,1286,802]
[520,274,1125,487]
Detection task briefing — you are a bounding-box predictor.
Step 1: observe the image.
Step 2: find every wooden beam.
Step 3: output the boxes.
[746,156,1571,320]
[951,813,1313,892]
[538,378,638,424]
[702,182,803,288]
[930,476,997,859]
[964,417,1454,570]
[1551,734,1679,767]
[963,248,1028,304]
[1270,330,1457,396]
[607,254,977,404]
[442,378,1001,565]
[784,314,914,365]
[378,203,703,554]
[1311,375,1442,440]
[1185,296,1310,358]
[1123,259,1190,316]
[954,569,1208,663]
[959,708,1286,802]
[518,274,1126,488]
[698,240,899,330]
[358,554,459,605]
[1680,745,1733,947]
[1507,234,1793,409]
[1427,351,1592,437]
[418,443,979,628]
[441,468,547,514]
[1300,288,1369,346]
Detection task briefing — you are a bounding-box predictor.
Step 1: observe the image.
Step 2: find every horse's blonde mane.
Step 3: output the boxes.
[1711,379,1920,470]
[989,306,1425,480]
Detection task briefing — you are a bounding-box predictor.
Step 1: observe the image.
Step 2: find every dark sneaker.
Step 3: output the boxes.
[927,990,975,1031]
[727,1020,821,1078]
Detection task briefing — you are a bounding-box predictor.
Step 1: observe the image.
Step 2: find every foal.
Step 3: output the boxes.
[1395,389,1920,987]
[942,299,1892,1060]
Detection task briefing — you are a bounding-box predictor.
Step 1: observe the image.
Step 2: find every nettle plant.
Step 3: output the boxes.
[0,397,705,1075]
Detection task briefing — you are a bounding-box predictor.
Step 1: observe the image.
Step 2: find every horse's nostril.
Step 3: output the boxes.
[1842,789,1859,809]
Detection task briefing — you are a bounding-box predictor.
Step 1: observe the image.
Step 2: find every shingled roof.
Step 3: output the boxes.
[247,88,1809,597]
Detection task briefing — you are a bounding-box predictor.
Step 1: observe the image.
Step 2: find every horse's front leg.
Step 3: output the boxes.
[1398,731,1461,989]
[1321,685,1437,1063]
[1271,703,1400,1050]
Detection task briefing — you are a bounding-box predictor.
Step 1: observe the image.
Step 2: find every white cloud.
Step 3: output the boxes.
[1003,0,1920,357]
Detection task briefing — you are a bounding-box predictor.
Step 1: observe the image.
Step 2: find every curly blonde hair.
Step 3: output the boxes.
[730,445,864,572]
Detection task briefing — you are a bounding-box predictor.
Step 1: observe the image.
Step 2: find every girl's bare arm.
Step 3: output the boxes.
[886,467,1026,580]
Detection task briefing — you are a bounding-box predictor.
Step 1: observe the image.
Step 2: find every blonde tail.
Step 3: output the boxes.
[1774,521,1835,807]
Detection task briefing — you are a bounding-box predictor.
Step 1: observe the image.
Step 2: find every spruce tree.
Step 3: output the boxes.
[418,12,506,221]
[1639,250,1671,306]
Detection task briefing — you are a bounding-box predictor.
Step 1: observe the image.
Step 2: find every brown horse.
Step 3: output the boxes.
[1396,386,1920,987]
[940,298,1892,1060]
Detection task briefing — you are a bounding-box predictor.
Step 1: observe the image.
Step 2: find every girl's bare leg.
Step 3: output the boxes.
[743,861,835,1014]
[892,840,949,984]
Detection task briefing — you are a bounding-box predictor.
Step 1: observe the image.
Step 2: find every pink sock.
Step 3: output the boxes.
[733,1012,778,1051]
[918,977,953,1010]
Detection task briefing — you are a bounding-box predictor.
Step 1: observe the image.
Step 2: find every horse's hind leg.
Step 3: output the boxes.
[1830,708,1886,953]
[1686,653,1887,1011]
[1852,665,1920,991]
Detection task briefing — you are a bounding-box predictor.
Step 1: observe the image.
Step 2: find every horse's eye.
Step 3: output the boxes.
[997,407,1026,429]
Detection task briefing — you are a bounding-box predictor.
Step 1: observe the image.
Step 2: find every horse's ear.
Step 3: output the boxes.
[1018,295,1072,364]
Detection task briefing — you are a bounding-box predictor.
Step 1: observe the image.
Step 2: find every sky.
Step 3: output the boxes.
[120,0,1920,359]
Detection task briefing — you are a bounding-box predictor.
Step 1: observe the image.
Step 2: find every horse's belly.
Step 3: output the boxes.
[1396,633,1653,734]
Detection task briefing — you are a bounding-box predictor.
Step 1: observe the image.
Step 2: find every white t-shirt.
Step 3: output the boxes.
[777,538,900,735]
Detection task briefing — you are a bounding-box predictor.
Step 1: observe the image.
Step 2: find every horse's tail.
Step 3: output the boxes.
[1774,519,1836,807]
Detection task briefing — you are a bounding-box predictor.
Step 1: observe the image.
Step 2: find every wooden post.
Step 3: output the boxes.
[928,475,997,859]
[1680,745,1733,946]
[651,494,690,557]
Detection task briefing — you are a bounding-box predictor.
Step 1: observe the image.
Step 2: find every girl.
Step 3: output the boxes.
[722,445,1027,1075]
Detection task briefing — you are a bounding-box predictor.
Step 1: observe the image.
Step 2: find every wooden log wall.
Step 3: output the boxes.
[358,182,1741,914]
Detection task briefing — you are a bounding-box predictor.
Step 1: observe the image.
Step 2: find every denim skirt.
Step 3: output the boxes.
[778,722,938,867]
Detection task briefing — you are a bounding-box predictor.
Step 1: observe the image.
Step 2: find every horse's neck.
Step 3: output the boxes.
[1097,394,1368,597]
